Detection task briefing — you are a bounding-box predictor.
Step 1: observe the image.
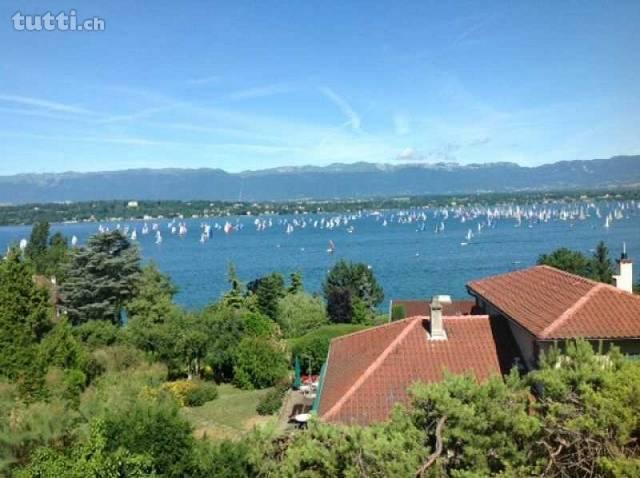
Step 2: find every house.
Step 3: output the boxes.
[316,296,520,425]
[315,251,639,425]
[467,256,640,370]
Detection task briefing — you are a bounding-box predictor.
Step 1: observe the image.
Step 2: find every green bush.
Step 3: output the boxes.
[233,338,289,390]
[185,381,218,406]
[276,293,328,338]
[288,324,367,374]
[73,320,122,349]
[256,381,289,415]
[391,304,406,321]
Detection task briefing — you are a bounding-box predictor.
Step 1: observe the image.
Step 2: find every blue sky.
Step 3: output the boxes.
[0,0,639,174]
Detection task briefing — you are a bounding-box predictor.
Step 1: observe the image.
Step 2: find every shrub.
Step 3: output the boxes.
[73,320,122,348]
[256,380,289,416]
[185,381,218,407]
[391,304,406,321]
[233,338,289,390]
[91,345,145,374]
[276,293,328,338]
[288,324,367,374]
[163,380,218,407]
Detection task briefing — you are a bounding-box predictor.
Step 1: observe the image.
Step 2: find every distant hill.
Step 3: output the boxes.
[0,155,638,204]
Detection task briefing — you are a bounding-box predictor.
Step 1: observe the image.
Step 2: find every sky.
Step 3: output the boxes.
[0,0,639,175]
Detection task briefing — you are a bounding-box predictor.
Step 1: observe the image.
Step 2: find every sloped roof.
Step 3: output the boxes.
[467,265,640,340]
[317,314,517,425]
[390,299,479,318]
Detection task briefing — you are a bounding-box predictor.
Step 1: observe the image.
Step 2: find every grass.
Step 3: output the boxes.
[181,383,275,441]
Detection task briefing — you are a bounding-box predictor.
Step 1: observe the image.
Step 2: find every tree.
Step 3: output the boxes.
[222,263,245,309]
[15,419,155,478]
[589,241,614,284]
[323,260,384,323]
[248,273,286,320]
[233,337,288,390]
[24,222,50,274]
[537,248,591,277]
[0,250,51,398]
[288,272,303,294]
[276,293,328,338]
[60,231,141,325]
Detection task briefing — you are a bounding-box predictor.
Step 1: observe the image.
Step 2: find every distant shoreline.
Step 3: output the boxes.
[0,188,639,227]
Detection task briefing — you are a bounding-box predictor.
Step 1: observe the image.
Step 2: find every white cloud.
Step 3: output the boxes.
[0,94,93,115]
[319,86,361,131]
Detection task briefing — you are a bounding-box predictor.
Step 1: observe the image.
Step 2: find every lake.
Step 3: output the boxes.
[1,200,638,310]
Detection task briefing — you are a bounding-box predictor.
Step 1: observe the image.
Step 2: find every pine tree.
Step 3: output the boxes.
[248,273,285,320]
[589,241,614,284]
[288,272,303,294]
[323,260,384,323]
[60,231,141,325]
[0,249,51,397]
[24,222,50,274]
[222,263,245,309]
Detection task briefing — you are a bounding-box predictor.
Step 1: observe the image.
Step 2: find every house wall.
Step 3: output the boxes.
[473,295,538,370]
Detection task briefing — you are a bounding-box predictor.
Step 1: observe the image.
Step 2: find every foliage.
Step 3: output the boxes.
[288,271,303,294]
[162,380,218,407]
[323,260,384,323]
[190,439,256,478]
[248,272,286,320]
[222,262,246,309]
[288,324,367,374]
[538,247,591,277]
[590,240,615,284]
[60,231,141,324]
[256,380,289,416]
[391,303,406,321]
[127,263,178,322]
[0,250,51,399]
[73,320,122,349]
[0,397,82,474]
[538,241,616,285]
[276,292,328,338]
[233,337,289,390]
[528,341,640,477]
[15,419,156,478]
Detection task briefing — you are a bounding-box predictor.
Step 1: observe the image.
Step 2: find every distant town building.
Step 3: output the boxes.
[127,201,139,208]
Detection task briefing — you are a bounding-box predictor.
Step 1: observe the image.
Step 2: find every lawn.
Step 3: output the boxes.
[181,383,276,441]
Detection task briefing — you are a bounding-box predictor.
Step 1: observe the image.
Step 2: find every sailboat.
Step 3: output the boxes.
[155,231,162,244]
[71,235,78,247]
[131,229,137,241]
[327,240,336,254]
[285,223,294,235]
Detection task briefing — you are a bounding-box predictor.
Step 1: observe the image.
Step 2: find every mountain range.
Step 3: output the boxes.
[1,156,639,204]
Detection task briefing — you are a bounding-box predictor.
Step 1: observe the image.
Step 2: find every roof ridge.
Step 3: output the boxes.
[468,264,598,289]
[540,283,604,338]
[331,316,423,343]
[322,317,423,420]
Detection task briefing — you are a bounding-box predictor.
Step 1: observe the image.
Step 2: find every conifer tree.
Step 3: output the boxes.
[589,240,614,284]
[0,249,51,397]
[60,231,141,325]
[288,271,303,294]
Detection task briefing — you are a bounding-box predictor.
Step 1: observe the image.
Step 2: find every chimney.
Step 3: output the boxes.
[430,295,451,340]
[613,242,633,293]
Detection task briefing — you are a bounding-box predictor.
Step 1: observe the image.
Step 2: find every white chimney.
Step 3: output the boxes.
[430,295,451,340]
[613,243,633,293]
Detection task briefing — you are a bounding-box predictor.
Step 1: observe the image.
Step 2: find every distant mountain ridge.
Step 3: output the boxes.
[0,156,638,204]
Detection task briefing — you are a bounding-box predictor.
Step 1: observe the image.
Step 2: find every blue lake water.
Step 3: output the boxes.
[1,201,638,310]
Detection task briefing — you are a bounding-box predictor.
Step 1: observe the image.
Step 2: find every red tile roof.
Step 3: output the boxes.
[317,314,517,425]
[390,300,479,318]
[467,265,640,340]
